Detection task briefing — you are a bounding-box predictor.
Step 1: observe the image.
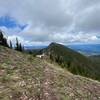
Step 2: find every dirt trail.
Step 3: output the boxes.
[42,62,59,100]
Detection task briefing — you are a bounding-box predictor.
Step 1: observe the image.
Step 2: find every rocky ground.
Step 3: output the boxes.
[0,46,100,100]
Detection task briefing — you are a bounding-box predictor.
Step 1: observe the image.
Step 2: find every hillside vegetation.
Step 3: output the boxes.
[0,46,100,100]
[43,43,100,81]
[89,55,100,71]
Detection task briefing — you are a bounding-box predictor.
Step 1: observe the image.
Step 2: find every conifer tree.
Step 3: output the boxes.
[0,31,3,40]
[15,38,23,52]
[0,30,9,47]
[19,43,22,51]
[10,40,13,49]
[15,38,19,50]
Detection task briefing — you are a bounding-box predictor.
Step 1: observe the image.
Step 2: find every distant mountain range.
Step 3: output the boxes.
[25,44,100,56]
[68,44,100,56]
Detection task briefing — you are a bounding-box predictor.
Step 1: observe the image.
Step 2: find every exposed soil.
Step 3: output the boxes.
[42,63,59,100]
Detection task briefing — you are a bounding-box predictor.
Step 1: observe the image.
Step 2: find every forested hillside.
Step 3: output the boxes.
[43,43,100,81]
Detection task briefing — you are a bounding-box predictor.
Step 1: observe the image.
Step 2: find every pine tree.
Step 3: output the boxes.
[15,38,20,51]
[15,38,23,52]
[19,43,22,51]
[0,31,3,40]
[3,38,9,47]
[0,30,9,47]
[10,40,13,49]
[15,38,19,50]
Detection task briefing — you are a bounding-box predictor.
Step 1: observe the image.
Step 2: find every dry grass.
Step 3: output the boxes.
[0,46,100,100]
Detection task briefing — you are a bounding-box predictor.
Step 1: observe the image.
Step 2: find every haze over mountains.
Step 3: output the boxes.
[25,44,100,56]
[68,44,100,56]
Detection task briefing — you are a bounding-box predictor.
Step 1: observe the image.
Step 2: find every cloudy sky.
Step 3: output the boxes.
[0,0,100,46]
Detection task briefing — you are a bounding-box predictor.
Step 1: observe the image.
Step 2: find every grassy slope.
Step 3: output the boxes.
[44,43,100,81]
[0,46,100,100]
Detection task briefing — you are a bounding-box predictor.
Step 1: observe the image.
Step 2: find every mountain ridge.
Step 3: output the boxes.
[42,42,100,81]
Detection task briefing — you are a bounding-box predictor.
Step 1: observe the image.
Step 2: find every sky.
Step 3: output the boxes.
[0,0,100,46]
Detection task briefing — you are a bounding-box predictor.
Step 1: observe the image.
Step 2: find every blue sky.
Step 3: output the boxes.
[0,0,100,46]
[0,15,27,30]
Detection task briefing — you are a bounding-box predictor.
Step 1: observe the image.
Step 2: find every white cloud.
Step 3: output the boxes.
[0,0,100,45]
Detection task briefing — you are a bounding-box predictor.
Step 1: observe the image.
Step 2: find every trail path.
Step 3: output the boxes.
[42,62,59,100]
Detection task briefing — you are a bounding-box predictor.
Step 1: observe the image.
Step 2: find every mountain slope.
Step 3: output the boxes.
[0,45,100,100]
[43,42,100,81]
[89,55,100,70]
